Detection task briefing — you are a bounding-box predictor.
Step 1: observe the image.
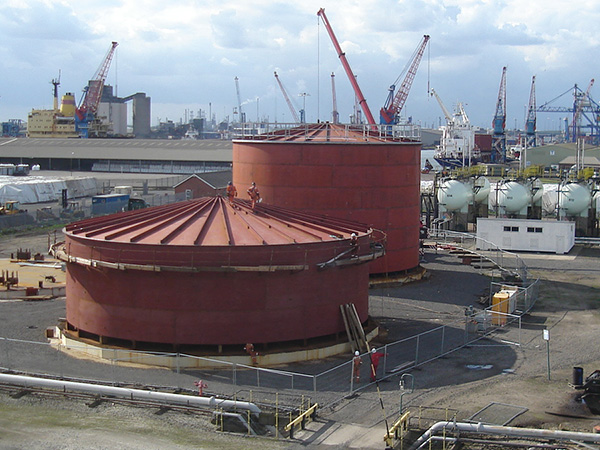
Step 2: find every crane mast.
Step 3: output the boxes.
[331,72,339,124]
[274,71,300,124]
[234,77,246,123]
[77,41,118,120]
[491,66,507,163]
[429,88,453,124]
[317,8,376,126]
[51,70,61,111]
[572,79,594,142]
[525,75,536,147]
[380,35,430,125]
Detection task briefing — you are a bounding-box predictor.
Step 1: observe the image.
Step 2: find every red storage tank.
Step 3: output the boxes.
[233,123,421,274]
[56,197,384,350]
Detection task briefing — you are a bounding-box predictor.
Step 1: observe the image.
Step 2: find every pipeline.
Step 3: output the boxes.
[0,373,261,415]
[408,421,600,450]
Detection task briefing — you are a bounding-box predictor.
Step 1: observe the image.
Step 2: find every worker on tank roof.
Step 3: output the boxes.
[226,181,237,205]
[247,182,260,209]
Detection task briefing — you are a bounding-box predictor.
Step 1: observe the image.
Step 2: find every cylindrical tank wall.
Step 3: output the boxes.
[233,141,421,273]
[64,236,371,346]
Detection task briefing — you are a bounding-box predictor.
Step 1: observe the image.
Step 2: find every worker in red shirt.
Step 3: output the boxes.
[370,347,386,382]
[247,182,260,209]
[226,181,237,205]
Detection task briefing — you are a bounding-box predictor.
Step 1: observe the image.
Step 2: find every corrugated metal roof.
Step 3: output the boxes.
[64,196,371,246]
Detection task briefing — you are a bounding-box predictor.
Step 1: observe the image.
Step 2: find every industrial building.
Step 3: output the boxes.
[0,137,232,174]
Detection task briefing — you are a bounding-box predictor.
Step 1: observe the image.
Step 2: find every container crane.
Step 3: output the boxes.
[525,75,536,148]
[491,66,507,163]
[331,72,339,124]
[317,8,376,126]
[234,76,246,123]
[572,79,594,142]
[75,41,119,138]
[274,71,300,124]
[380,35,430,125]
[537,81,600,144]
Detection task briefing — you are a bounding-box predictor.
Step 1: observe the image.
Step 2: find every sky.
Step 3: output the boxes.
[1,0,599,131]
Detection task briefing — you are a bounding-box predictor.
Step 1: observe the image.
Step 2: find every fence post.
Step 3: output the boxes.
[441,326,445,356]
[415,335,420,365]
[233,363,237,386]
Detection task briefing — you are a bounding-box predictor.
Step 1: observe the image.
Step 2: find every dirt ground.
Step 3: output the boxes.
[1,226,600,449]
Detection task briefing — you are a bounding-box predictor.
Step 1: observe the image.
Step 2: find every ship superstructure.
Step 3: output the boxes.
[430,89,480,168]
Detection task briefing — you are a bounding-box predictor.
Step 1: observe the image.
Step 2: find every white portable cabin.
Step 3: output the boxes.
[476,218,575,254]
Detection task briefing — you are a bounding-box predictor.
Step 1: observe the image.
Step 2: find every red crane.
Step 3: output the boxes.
[76,41,119,122]
[379,35,430,125]
[317,8,376,126]
[274,71,300,123]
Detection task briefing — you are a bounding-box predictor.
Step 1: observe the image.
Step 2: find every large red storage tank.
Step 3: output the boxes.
[233,123,421,274]
[56,197,384,350]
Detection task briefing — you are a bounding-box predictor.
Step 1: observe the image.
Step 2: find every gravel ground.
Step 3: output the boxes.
[1,226,600,449]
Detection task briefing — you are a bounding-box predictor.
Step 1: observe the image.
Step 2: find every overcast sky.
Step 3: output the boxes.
[1,0,598,130]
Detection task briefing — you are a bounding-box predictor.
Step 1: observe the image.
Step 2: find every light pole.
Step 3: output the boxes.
[299,93,310,123]
[399,373,414,415]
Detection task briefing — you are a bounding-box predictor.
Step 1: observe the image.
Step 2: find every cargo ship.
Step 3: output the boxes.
[430,89,481,168]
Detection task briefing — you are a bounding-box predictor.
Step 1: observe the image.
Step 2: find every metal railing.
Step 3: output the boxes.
[232,122,422,142]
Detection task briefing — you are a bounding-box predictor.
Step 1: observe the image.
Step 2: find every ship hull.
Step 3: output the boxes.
[434,156,481,169]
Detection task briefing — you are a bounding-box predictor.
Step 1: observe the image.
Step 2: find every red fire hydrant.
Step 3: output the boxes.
[194,380,207,396]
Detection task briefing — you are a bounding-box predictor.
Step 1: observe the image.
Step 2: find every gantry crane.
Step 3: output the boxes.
[75,41,119,138]
[317,8,376,126]
[274,71,300,124]
[572,79,594,142]
[234,76,246,123]
[537,80,600,144]
[380,35,430,125]
[525,76,537,148]
[331,72,339,124]
[491,66,507,163]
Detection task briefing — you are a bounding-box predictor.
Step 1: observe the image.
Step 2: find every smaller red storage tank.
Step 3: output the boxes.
[56,197,384,350]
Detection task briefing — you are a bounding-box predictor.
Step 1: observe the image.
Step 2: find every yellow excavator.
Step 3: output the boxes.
[0,201,23,215]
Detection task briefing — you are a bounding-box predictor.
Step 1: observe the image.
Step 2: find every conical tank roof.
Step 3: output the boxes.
[233,122,413,143]
[64,196,373,246]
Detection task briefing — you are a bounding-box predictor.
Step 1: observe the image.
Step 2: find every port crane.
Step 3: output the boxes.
[317,8,376,126]
[379,35,430,125]
[331,72,339,124]
[491,66,507,163]
[429,88,453,124]
[274,71,300,124]
[537,80,600,144]
[524,75,537,148]
[75,41,119,138]
[234,77,246,123]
